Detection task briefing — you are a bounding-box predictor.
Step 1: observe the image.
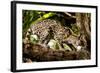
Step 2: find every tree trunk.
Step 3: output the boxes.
[76,13,91,39]
[76,13,91,51]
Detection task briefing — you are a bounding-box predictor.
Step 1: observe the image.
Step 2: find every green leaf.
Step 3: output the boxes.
[30,35,39,44]
[63,43,72,51]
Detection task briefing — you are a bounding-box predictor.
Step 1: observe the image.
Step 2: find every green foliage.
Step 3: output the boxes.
[47,39,58,50]
[23,10,39,32]
[67,24,80,37]
[47,39,63,50]
[23,10,56,32]
[30,34,39,44]
[71,24,80,35]
[63,43,72,51]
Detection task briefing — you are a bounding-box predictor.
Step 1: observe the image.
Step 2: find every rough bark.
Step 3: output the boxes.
[76,13,91,51]
[76,13,91,39]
